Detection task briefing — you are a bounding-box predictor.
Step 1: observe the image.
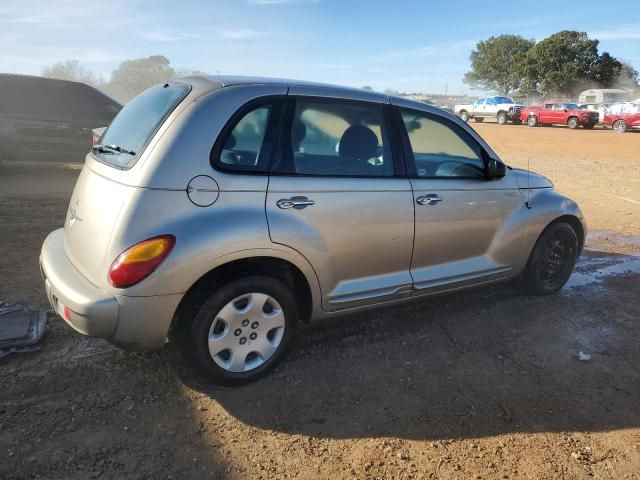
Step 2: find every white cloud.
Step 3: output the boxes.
[248,0,317,4]
[372,40,477,61]
[138,31,200,42]
[590,25,640,40]
[218,28,286,39]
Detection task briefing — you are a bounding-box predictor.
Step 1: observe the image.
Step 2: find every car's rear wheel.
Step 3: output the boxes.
[612,119,628,133]
[474,117,484,123]
[497,112,507,125]
[459,111,470,122]
[188,275,298,385]
[522,222,579,295]
[527,115,538,127]
[567,117,579,129]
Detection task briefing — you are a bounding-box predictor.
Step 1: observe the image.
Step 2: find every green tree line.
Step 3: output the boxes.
[464,31,639,97]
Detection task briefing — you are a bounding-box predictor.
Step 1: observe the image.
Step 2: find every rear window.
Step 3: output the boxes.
[95,83,190,169]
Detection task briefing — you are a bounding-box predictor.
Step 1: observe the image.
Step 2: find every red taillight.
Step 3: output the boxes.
[108,235,175,288]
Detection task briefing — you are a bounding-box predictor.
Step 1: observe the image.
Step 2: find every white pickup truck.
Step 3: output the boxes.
[454,96,524,125]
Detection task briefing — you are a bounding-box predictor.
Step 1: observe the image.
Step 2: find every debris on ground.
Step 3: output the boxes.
[578,351,592,362]
[0,301,48,360]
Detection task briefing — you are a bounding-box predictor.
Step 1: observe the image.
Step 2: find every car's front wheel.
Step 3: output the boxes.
[612,119,628,133]
[188,275,298,385]
[522,222,579,295]
[497,112,508,125]
[527,115,538,127]
[567,117,579,129]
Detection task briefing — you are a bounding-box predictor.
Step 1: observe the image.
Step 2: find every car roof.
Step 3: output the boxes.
[178,74,390,101]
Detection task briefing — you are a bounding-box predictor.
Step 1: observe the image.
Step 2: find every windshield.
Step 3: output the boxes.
[565,103,579,110]
[493,96,513,104]
[95,83,190,169]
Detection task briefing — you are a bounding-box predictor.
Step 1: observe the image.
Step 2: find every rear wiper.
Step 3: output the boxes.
[92,144,136,156]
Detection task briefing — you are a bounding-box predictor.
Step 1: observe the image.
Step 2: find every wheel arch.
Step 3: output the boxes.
[543,214,585,253]
[169,252,319,341]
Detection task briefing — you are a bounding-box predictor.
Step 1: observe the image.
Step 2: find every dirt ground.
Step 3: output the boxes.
[1,123,639,480]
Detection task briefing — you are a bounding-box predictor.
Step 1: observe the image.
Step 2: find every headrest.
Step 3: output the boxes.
[292,121,307,146]
[338,125,378,159]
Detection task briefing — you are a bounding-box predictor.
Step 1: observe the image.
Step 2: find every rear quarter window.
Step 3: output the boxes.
[95,83,190,169]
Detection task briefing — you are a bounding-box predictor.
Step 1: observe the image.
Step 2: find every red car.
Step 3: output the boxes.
[520,102,599,129]
[603,102,640,133]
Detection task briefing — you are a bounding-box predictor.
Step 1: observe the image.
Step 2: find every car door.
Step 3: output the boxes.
[395,105,523,294]
[539,103,554,124]
[266,92,415,311]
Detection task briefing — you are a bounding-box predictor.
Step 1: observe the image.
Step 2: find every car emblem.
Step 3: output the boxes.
[69,203,83,226]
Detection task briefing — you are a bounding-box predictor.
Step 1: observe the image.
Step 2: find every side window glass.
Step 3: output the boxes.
[288,99,393,177]
[544,104,553,110]
[217,105,271,171]
[400,110,485,178]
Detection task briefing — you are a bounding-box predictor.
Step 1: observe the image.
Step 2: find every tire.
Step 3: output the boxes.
[459,111,470,122]
[497,112,507,125]
[567,117,579,129]
[522,222,579,295]
[474,117,484,123]
[584,123,595,130]
[527,115,538,127]
[512,118,523,125]
[187,275,298,385]
[612,119,628,133]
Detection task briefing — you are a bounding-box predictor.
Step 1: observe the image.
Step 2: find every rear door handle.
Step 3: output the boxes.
[276,197,315,209]
[416,194,444,206]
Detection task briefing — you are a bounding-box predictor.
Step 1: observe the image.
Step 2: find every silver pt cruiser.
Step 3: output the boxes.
[41,76,586,384]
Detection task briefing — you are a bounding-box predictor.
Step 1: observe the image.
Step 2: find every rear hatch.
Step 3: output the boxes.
[63,83,191,288]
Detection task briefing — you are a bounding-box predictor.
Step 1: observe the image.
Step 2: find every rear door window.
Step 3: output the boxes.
[276,98,393,177]
[95,83,190,169]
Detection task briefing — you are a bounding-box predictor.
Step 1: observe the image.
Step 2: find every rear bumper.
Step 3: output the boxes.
[40,229,182,350]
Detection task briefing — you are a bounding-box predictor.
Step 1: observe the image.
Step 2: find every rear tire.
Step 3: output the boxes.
[186,275,298,385]
[497,112,508,125]
[527,115,538,127]
[474,117,484,123]
[567,117,579,129]
[612,119,628,133]
[459,111,470,122]
[522,222,579,295]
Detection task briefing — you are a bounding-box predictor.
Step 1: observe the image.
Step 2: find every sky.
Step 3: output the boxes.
[1,0,639,95]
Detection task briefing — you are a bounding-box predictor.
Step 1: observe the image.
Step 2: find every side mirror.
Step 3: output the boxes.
[487,157,507,179]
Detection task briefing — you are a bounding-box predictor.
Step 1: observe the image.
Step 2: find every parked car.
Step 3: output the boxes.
[603,102,640,132]
[577,102,608,125]
[40,76,586,385]
[0,74,121,166]
[521,102,599,129]
[454,96,524,125]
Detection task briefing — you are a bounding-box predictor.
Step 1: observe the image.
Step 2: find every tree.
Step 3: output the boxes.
[174,67,209,78]
[464,35,535,95]
[523,31,600,96]
[361,85,373,90]
[609,61,639,89]
[41,59,102,87]
[103,55,175,102]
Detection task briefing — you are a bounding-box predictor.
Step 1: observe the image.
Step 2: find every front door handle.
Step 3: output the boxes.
[416,194,444,206]
[276,197,315,210]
